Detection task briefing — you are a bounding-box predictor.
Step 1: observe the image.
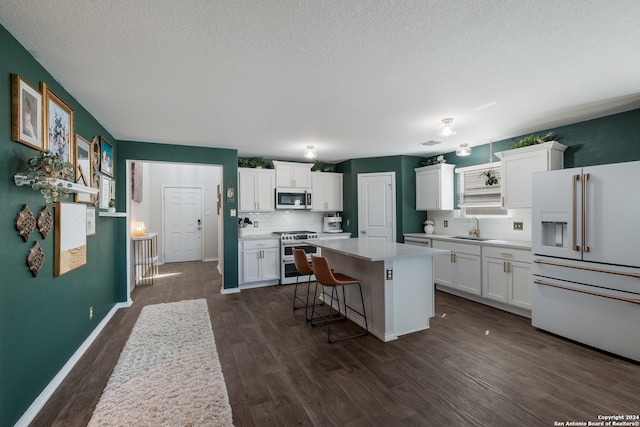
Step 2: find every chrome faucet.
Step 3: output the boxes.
[469,216,480,238]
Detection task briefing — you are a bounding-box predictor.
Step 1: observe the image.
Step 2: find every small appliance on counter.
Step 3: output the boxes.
[323,213,343,233]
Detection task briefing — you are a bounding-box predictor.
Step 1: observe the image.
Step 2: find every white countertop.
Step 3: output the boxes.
[306,237,449,262]
[404,233,531,250]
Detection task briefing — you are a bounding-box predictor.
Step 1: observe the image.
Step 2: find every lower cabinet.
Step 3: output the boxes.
[482,246,532,309]
[432,240,482,296]
[238,239,280,285]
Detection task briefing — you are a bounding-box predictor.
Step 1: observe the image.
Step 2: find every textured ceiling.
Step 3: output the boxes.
[2,0,640,162]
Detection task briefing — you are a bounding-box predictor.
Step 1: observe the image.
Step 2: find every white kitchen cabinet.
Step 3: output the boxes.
[415,164,455,210]
[495,141,566,209]
[238,168,275,212]
[432,240,481,295]
[239,239,280,285]
[311,171,343,211]
[482,246,532,309]
[273,160,313,189]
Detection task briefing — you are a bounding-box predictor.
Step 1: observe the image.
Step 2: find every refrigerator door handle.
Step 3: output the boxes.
[572,174,580,251]
[582,173,590,253]
[533,259,640,279]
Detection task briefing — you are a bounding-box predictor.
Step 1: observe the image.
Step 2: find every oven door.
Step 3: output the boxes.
[282,244,319,259]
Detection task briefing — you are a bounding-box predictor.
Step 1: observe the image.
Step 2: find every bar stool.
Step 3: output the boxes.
[310,255,368,343]
[292,248,318,321]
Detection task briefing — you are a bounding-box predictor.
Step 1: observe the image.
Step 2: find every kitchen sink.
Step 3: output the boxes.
[452,236,493,241]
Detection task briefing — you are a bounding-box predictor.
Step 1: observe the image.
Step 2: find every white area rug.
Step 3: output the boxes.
[88,299,234,426]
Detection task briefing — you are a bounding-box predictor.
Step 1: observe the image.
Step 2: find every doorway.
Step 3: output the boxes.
[125,160,223,298]
[357,172,396,242]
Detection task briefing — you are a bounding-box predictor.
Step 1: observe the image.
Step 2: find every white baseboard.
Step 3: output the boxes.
[15,301,130,427]
[203,257,218,262]
[221,286,240,294]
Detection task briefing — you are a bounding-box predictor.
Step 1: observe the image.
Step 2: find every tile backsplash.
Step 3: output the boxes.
[426,210,532,242]
[237,211,327,236]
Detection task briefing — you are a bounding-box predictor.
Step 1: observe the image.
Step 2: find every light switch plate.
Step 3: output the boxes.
[230,209,236,217]
[513,221,523,230]
[444,220,448,227]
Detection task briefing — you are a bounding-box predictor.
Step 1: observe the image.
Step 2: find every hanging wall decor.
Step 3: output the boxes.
[100,136,114,176]
[37,205,54,239]
[75,134,93,204]
[54,202,87,276]
[27,241,45,277]
[43,82,75,167]
[15,204,36,242]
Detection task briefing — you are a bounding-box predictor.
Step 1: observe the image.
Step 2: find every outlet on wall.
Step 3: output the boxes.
[444,220,448,227]
[253,221,259,228]
[513,221,524,231]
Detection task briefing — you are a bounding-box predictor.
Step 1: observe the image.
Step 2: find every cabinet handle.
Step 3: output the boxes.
[507,262,511,273]
[501,196,504,207]
[503,261,507,273]
[500,252,513,258]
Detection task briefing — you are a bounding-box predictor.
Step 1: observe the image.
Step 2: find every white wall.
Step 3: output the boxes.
[131,162,222,264]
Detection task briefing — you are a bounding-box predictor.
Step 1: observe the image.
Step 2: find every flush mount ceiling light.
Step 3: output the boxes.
[437,118,456,137]
[456,143,472,157]
[303,145,317,159]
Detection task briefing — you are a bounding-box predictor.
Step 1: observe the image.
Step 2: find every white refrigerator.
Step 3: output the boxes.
[531,160,640,362]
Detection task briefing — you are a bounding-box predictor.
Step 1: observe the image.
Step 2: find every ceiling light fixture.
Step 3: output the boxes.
[437,118,456,137]
[456,143,471,157]
[303,145,317,159]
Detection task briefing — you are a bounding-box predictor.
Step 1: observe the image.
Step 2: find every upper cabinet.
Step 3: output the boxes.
[273,161,313,188]
[311,171,343,211]
[238,167,275,212]
[415,163,455,210]
[496,141,567,209]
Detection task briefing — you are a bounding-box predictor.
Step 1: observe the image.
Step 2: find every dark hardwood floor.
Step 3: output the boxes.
[32,262,640,426]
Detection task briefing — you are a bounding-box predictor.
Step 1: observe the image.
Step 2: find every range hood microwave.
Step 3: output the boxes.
[275,188,312,210]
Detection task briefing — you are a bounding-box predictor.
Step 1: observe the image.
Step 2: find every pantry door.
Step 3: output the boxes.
[357,172,396,242]
[163,187,203,263]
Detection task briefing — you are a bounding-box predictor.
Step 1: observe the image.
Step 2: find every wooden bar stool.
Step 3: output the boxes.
[310,255,368,343]
[292,248,321,321]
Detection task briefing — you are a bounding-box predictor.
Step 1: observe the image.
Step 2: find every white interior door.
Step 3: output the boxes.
[164,187,203,263]
[357,172,396,242]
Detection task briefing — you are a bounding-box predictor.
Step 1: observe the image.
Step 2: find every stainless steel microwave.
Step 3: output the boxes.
[275,188,312,209]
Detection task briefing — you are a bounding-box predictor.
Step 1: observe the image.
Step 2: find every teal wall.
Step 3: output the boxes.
[0,25,121,426]
[337,155,425,242]
[115,141,238,292]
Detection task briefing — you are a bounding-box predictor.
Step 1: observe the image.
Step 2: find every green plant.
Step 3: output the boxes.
[479,168,499,186]
[238,157,271,168]
[419,155,446,167]
[16,149,74,203]
[109,198,116,208]
[512,132,556,149]
[311,161,336,172]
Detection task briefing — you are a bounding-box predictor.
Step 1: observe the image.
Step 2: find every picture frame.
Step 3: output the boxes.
[86,206,96,236]
[100,136,114,176]
[11,74,44,150]
[99,175,111,209]
[91,136,101,173]
[43,82,74,167]
[75,134,93,204]
[132,162,143,202]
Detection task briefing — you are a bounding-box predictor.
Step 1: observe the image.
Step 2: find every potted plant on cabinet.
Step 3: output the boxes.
[15,149,74,204]
[108,199,116,213]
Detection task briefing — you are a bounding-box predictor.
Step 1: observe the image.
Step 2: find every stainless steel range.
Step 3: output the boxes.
[272,231,319,285]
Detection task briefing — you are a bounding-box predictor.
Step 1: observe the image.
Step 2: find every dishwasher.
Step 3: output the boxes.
[404,236,432,247]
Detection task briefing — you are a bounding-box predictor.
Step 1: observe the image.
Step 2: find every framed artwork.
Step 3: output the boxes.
[100,137,114,176]
[54,202,87,277]
[91,136,101,173]
[11,74,44,150]
[132,162,143,202]
[99,175,111,209]
[43,82,74,166]
[75,134,93,204]
[86,206,96,236]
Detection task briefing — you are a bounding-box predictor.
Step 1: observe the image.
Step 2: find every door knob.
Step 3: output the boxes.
[361,230,367,234]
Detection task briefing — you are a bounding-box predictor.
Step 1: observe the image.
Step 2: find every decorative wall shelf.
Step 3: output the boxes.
[98,211,127,217]
[14,174,99,195]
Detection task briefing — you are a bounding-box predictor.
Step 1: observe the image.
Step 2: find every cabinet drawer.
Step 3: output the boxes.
[432,240,481,256]
[483,246,531,263]
[242,239,279,250]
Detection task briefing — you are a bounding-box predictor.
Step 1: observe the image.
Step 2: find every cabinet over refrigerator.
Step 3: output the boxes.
[531,160,640,362]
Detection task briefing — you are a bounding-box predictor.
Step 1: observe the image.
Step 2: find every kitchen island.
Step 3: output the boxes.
[306,238,449,342]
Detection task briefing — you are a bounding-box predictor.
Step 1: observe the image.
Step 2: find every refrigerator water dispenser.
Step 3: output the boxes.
[540,213,568,248]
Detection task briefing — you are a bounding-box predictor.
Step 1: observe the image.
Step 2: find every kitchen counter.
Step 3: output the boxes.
[403,233,531,250]
[305,237,449,342]
[307,237,448,261]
